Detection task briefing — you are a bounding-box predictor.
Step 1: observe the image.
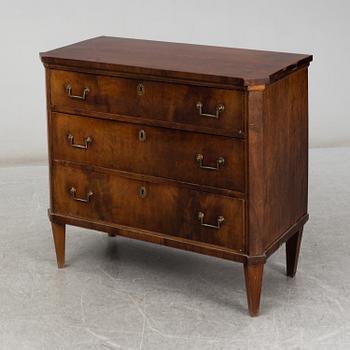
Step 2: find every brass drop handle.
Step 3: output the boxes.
[196,153,224,170]
[65,84,90,100]
[198,212,224,229]
[67,133,92,149]
[196,102,224,119]
[69,187,93,203]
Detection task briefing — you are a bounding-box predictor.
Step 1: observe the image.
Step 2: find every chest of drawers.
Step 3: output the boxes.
[40,36,312,316]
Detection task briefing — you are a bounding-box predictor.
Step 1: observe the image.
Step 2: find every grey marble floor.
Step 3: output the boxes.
[0,148,349,350]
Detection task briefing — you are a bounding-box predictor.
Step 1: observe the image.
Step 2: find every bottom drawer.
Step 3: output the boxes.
[52,162,245,251]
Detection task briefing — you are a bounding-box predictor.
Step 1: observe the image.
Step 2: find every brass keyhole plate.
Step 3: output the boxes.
[137,83,145,96]
[139,186,147,198]
[139,129,146,142]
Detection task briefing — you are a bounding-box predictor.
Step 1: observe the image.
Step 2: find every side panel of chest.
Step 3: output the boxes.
[247,68,309,255]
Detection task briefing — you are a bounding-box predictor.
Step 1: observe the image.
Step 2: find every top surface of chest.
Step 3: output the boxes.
[40,36,312,87]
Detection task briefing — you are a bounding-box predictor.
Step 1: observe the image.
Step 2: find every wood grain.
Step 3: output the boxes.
[286,229,303,277]
[52,113,245,192]
[51,222,65,268]
[246,87,265,256]
[262,68,309,249]
[50,69,244,135]
[40,36,312,86]
[244,262,264,317]
[52,161,245,251]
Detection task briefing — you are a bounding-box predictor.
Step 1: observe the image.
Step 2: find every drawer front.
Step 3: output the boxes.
[50,70,244,135]
[52,162,245,251]
[52,113,245,192]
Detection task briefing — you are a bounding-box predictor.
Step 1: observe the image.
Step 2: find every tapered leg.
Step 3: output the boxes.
[286,229,303,277]
[51,223,66,268]
[244,262,264,317]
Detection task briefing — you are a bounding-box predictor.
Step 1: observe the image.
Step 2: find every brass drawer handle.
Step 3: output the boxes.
[67,133,92,149]
[196,153,224,170]
[65,84,90,100]
[196,102,224,119]
[69,187,93,203]
[198,212,224,229]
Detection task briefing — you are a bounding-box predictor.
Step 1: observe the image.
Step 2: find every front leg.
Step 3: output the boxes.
[51,223,66,268]
[244,261,264,317]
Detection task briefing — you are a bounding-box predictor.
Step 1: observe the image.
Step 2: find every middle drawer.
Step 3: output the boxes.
[52,113,245,192]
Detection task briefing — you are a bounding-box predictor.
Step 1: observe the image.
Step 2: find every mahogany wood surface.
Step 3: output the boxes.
[41,36,312,316]
[41,36,312,86]
[52,112,245,192]
[286,229,303,277]
[244,262,264,317]
[246,68,309,259]
[51,222,65,268]
[262,69,308,249]
[48,211,308,266]
[52,161,245,251]
[50,69,244,135]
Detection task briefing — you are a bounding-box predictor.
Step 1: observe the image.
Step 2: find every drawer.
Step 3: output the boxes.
[52,162,245,251]
[50,70,244,135]
[52,113,245,192]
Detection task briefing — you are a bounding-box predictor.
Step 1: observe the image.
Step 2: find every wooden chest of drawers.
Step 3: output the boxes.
[40,36,312,316]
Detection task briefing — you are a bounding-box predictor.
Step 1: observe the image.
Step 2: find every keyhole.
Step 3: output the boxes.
[139,129,146,142]
[137,83,145,96]
[139,186,147,198]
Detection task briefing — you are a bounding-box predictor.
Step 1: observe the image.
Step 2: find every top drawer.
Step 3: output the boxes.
[50,70,244,136]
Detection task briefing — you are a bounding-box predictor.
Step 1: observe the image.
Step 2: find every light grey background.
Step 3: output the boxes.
[1,0,349,164]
